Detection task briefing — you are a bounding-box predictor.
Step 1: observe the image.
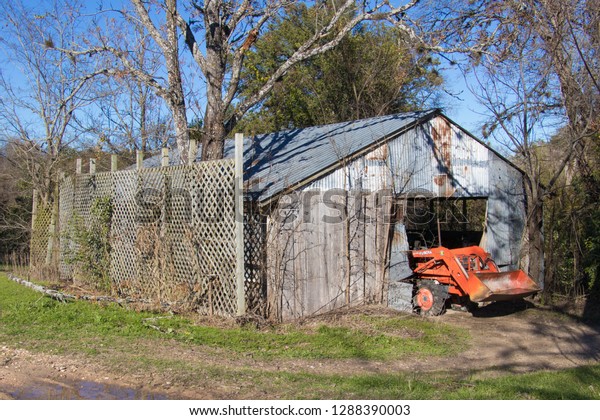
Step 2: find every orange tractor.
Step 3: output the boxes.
[409,246,540,315]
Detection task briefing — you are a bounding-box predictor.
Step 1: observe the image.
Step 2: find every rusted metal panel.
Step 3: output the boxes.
[430,116,454,197]
[431,116,453,175]
[306,116,495,201]
[366,143,389,161]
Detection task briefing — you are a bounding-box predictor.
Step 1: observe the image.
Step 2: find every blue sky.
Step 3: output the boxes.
[0,0,490,141]
[441,68,485,137]
[1,0,564,154]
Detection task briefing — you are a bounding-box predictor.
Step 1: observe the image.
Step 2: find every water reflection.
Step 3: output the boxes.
[4,379,168,400]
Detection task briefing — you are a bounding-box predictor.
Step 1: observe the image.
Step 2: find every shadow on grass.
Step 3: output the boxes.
[272,364,600,399]
[446,364,600,400]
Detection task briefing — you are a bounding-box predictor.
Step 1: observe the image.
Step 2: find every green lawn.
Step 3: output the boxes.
[1,272,598,399]
[0,272,466,360]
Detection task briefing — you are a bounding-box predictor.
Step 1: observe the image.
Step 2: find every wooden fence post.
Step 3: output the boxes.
[188,139,197,165]
[235,133,246,316]
[136,150,144,170]
[161,148,169,167]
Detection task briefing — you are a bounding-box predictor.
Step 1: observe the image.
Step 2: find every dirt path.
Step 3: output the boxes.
[439,304,600,378]
[1,303,599,399]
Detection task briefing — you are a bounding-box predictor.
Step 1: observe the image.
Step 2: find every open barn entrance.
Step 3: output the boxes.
[387,196,489,308]
[394,197,488,250]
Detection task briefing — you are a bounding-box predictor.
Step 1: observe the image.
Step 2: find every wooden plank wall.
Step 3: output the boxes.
[266,190,392,320]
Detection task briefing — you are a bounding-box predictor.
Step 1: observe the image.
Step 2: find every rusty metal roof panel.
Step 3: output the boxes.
[137,110,438,201]
[138,109,501,202]
[241,110,438,201]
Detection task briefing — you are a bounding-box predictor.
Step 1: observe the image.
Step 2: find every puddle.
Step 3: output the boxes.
[2,379,169,400]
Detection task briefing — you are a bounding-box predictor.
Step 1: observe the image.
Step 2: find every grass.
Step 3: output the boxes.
[91,351,600,399]
[1,271,599,399]
[277,365,600,399]
[445,365,600,399]
[0,272,466,360]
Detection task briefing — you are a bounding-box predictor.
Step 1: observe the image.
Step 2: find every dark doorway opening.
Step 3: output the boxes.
[394,197,488,249]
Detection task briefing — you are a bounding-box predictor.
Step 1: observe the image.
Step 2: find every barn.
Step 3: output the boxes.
[143,109,527,320]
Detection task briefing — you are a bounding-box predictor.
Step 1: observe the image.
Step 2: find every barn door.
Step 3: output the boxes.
[387,222,414,312]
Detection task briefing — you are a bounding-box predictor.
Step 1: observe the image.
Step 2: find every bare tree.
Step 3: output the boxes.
[465,0,600,287]
[468,34,558,288]
[174,0,434,160]
[525,0,600,173]
[65,1,462,161]
[0,0,106,263]
[57,1,499,161]
[87,26,175,155]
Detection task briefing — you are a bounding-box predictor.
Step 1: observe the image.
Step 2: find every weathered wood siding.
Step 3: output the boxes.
[266,191,392,320]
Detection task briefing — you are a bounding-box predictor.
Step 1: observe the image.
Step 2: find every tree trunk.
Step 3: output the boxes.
[200,1,228,161]
[165,0,189,162]
[170,98,189,163]
[523,180,546,292]
[544,201,557,295]
[202,100,226,161]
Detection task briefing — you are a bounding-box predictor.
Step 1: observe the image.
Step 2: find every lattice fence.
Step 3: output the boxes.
[30,203,53,269]
[30,190,61,280]
[50,159,264,316]
[244,204,267,313]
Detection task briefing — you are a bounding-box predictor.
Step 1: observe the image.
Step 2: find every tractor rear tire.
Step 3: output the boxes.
[414,281,449,316]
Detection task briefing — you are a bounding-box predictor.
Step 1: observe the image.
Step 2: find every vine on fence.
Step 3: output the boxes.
[65,196,113,292]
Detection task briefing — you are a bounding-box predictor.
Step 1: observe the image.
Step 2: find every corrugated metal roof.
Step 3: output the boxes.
[140,109,439,202]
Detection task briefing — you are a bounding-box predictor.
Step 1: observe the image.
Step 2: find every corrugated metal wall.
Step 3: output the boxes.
[309,116,492,198]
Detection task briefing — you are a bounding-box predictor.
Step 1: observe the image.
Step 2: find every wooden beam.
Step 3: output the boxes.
[235,133,246,316]
[161,148,169,167]
[136,150,144,170]
[111,154,118,172]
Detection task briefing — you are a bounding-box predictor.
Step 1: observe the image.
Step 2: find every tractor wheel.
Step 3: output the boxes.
[413,281,449,316]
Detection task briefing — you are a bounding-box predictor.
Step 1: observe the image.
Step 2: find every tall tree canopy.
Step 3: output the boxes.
[237,10,443,133]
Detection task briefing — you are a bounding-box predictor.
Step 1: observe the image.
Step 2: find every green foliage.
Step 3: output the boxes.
[65,196,113,292]
[236,4,443,133]
[0,150,33,261]
[141,313,467,361]
[542,131,600,304]
[0,272,157,353]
